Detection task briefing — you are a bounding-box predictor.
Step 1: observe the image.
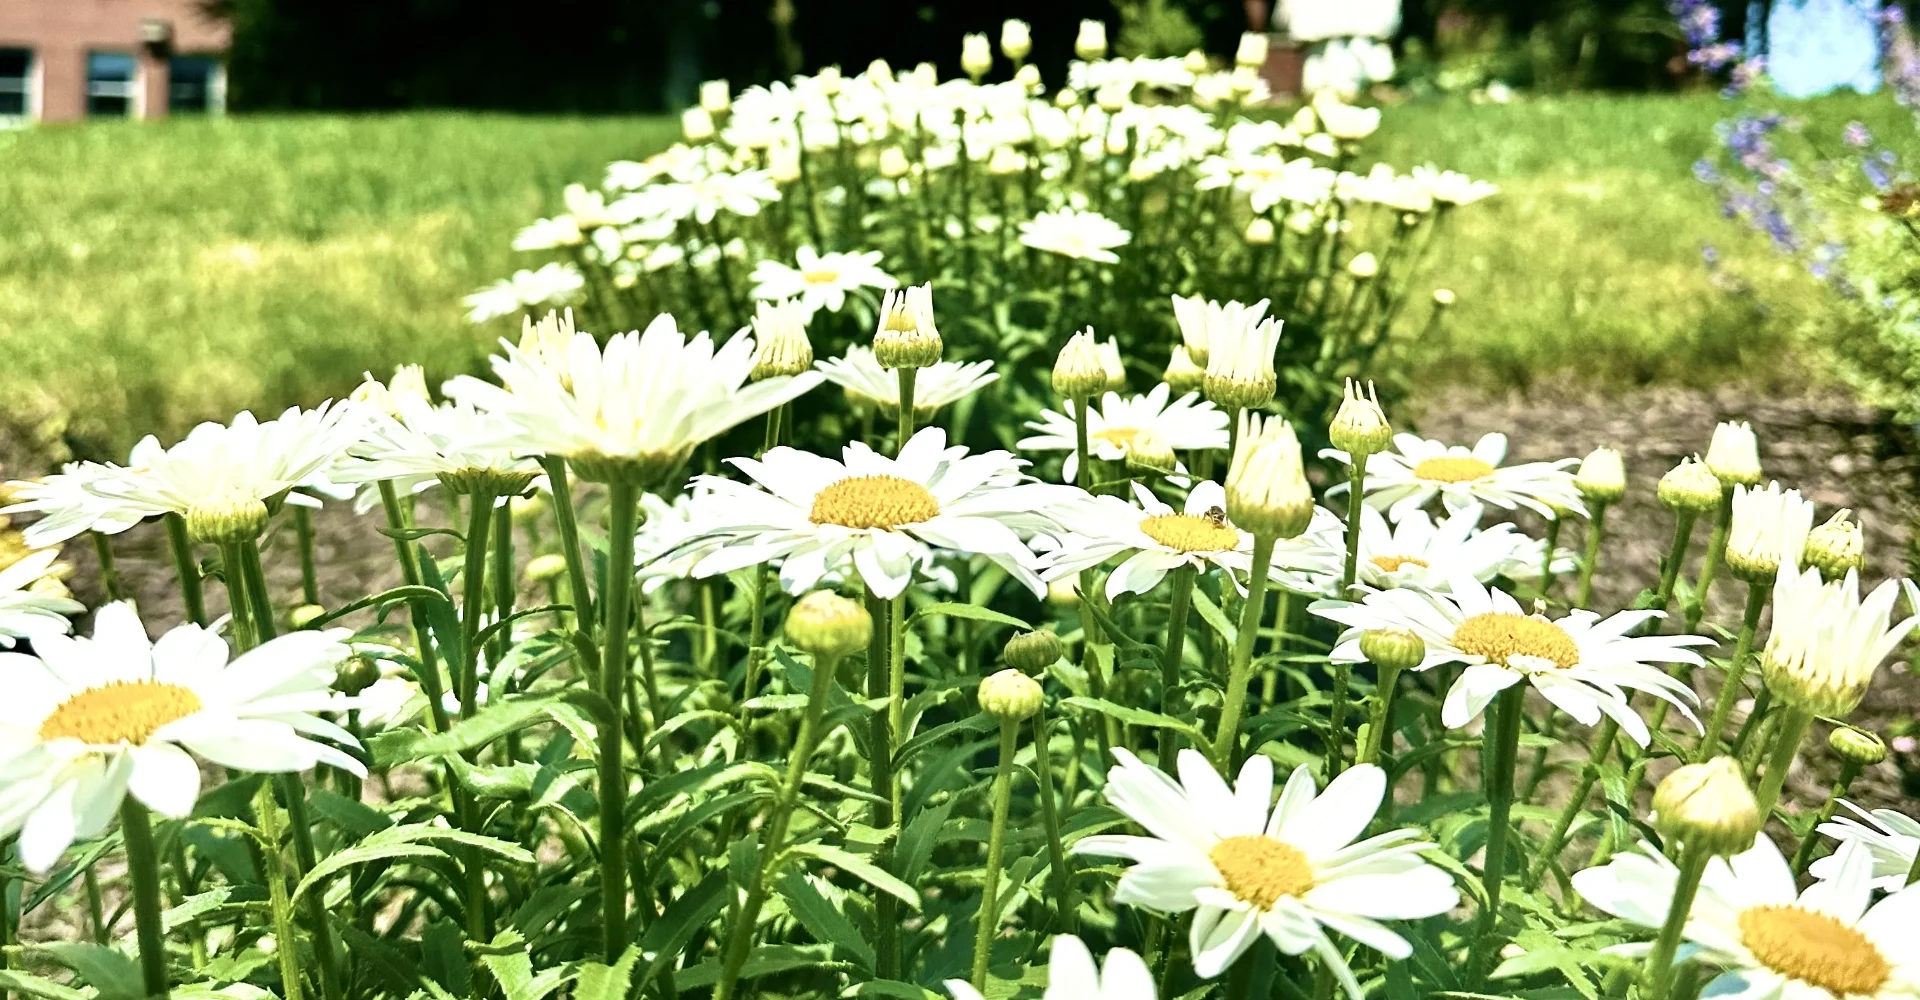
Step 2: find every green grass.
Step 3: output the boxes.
[0,93,1897,465]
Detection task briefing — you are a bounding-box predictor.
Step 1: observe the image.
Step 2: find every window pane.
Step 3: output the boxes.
[87,52,135,116]
[169,56,214,112]
[0,48,27,116]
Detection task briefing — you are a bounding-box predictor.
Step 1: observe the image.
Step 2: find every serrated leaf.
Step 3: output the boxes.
[574,944,644,1000]
[306,787,393,837]
[163,887,233,933]
[0,971,89,1000]
[892,714,997,770]
[784,843,920,910]
[897,798,954,883]
[1191,588,1235,645]
[293,824,533,902]
[674,945,834,989]
[635,871,730,992]
[907,602,1030,631]
[33,943,145,1000]
[1060,696,1209,744]
[777,870,875,969]
[370,692,572,765]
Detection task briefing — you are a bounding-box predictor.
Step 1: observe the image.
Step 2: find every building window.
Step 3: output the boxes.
[87,52,138,117]
[0,48,30,122]
[169,56,223,113]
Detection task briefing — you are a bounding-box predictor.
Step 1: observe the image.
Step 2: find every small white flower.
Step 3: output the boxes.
[1170,296,1270,369]
[1725,482,1814,581]
[1327,432,1584,523]
[748,246,899,318]
[816,346,996,418]
[1018,383,1228,484]
[1762,564,1919,718]
[946,935,1154,1000]
[1814,801,1920,891]
[3,463,150,548]
[511,215,584,251]
[0,550,83,646]
[1018,207,1132,264]
[1347,503,1568,594]
[1410,165,1498,206]
[463,263,586,324]
[337,374,540,501]
[86,404,366,523]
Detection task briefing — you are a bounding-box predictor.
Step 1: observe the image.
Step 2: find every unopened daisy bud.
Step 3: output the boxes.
[1804,510,1864,580]
[1098,338,1126,392]
[768,144,801,183]
[1003,629,1065,675]
[1658,457,1721,515]
[1164,345,1204,395]
[1127,157,1158,182]
[1291,105,1318,134]
[699,79,732,115]
[873,284,941,368]
[987,145,1025,175]
[1001,19,1032,62]
[289,604,327,629]
[878,147,911,179]
[1330,379,1392,457]
[748,299,813,381]
[1359,628,1425,673]
[1203,317,1283,410]
[1347,252,1379,279]
[439,467,538,497]
[682,106,716,142]
[816,65,842,96]
[1052,329,1107,399]
[1651,757,1762,857]
[785,590,873,661]
[1183,48,1209,74]
[1047,577,1080,609]
[1705,420,1762,487]
[1244,217,1276,245]
[1726,482,1814,584]
[1014,63,1041,91]
[1054,88,1079,109]
[961,33,993,80]
[524,553,568,584]
[1126,429,1177,475]
[1761,563,1912,718]
[1574,447,1627,506]
[510,492,546,523]
[867,59,894,85]
[1432,288,1456,307]
[1095,84,1130,112]
[334,655,382,696]
[1235,32,1270,69]
[1105,130,1130,157]
[1226,412,1313,539]
[979,668,1043,722]
[187,486,270,544]
[1829,726,1888,766]
[1075,19,1108,61]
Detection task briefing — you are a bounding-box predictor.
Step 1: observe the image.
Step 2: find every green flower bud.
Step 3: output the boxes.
[1829,726,1888,767]
[1003,630,1065,675]
[785,590,872,661]
[334,656,382,696]
[1805,510,1865,581]
[1652,756,1762,858]
[1574,447,1626,506]
[978,668,1043,722]
[1657,457,1722,515]
[289,604,327,629]
[1359,628,1425,673]
[1052,329,1107,400]
[186,486,270,545]
[1329,379,1392,457]
[524,553,568,584]
[438,468,539,497]
[872,284,942,369]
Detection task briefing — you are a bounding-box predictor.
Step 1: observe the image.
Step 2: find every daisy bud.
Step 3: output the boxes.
[979,668,1043,722]
[1163,345,1204,395]
[439,467,538,498]
[1347,252,1379,279]
[1095,84,1130,112]
[1047,577,1080,609]
[961,33,993,80]
[1001,19,1032,62]
[1226,412,1314,540]
[1075,19,1108,61]
[1052,329,1107,399]
[1054,87,1078,109]
[289,604,327,629]
[1829,726,1887,766]
[1330,379,1392,457]
[816,65,843,96]
[1291,105,1318,134]
[1235,32,1270,69]
[1657,457,1721,515]
[1761,563,1915,718]
[872,284,941,369]
[1127,157,1158,182]
[1098,338,1127,392]
[682,106,716,143]
[1574,447,1627,506]
[867,59,894,85]
[1003,629,1065,675]
[186,485,270,544]
[1432,288,1456,307]
[1105,130,1130,157]
[699,79,731,115]
[1652,757,1762,857]
[1726,482,1814,584]
[750,299,814,381]
[1183,48,1209,75]
[510,493,546,523]
[768,144,801,184]
[878,147,911,179]
[1359,628,1425,673]
[1705,420,1763,487]
[1126,429,1177,475]
[1203,316,1283,411]
[1804,510,1864,580]
[1244,217,1276,245]
[785,590,872,661]
[1311,93,1381,141]
[1014,63,1042,91]
[334,655,382,696]
[987,145,1026,176]
[524,553,568,584]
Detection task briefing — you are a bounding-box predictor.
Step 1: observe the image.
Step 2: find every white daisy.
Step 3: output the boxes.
[0,603,364,873]
[85,404,366,523]
[463,262,585,324]
[1311,576,1710,746]
[1170,296,1271,370]
[946,935,1155,1000]
[1327,432,1584,523]
[1574,836,1920,1000]
[1814,802,1920,891]
[443,312,822,485]
[1018,383,1230,484]
[635,487,712,595]
[1073,749,1460,996]
[3,463,150,548]
[1345,503,1570,595]
[1018,208,1132,264]
[336,372,540,501]
[748,246,898,318]
[1043,481,1342,601]
[671,427,1076,600]
[815,346,998,420]
[0,549,83,647]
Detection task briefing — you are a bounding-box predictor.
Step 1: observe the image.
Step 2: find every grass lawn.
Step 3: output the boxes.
[0,91,1896,465]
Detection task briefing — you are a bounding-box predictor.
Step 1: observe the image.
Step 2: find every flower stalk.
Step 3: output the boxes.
[1694,581,1770,763]
[1753,706,1814,815]
[1478,685,1526,941]
[970,717,1021,990]
[539,457,596,637]
[1212,533,1276,768]
[596,479,639,961]
[120,799,170,1000]
[1574,501,1609,610]
[164,512,208,626]
[1157,566,1195,763]
[1642,846,1710,1000]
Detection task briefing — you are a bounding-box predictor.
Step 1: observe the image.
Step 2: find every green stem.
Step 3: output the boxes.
[862,588,900,978]
[89,530,123,602]
[1539,515,1563,597]
[1156,566,1196,765]
[1754,707,1814,815]
[888,595,908,817]
[238,541,278,642]
[539,457,596,637]
[1529,718,1620,882]
[491,503,515,674]
[1212,534,1277,769]
[1655,511,1700,616]
[84,867,107,943]
[742,564,770,716]
[597,481,639,961]
[376,481,451,734]
[1695,582,1770,763]
[1687,487,1736,628]
[1325,600,1351,778]
[164,513,207,626]
[1733,689,1773,766]
[970,720,1020,990]
[1791,762,1863,875]
[1356,663,1403,766]
[459,492,497,719]
[292,505,320,606]
[1030,699,1076,933]
[252,785,306,1000]
[120,803,169,999]
[896,368,918,449]
[1644,846,1709,1000]
[1339,455,1368,594]
[1478,685,1525,949]
[1575,502,1609,609]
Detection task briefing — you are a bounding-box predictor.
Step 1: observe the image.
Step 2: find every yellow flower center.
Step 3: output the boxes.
[1092,426,1141,447]
[809,475,941,530]
[1412,456,1496,483]
[801,268,842,285]
[39,681,203,746]
[1140,514,1239,553]
[1737,905,1890,996]
[1208,835,1316,910]
[1452,612,1579,669]
[1371,554,1430,573]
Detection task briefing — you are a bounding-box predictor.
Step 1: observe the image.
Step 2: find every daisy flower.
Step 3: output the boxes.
[444,312,822,486]
[1044,481,1341,601]
[1311,575,1710,746]
[337,371,541,502]
[3,463,150,548]
[1327,432,1584,523]
[946,935,1154,1000]
[1170,296,1271,368]
[463,262,585,324]
[748,246,898,317]
[1018,207,1132,264]
[816,346,998,420]
[1018,383,1230,484]
[635,487,712,595]
[1345,503,1570,595]
[1814,801,1920,891]
[1073,749,1459,995]
[0,549,83,647]
[1573,835,1920,1000]
[672,427,1076,600]
[0,603,364,873]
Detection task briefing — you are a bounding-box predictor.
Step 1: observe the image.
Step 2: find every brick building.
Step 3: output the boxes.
[0,0,229,124]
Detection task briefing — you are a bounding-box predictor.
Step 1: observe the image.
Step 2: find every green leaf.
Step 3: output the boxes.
[777,870,875,969]
[843,982,942,999]
[635,871,730,993]
[293,824,534,903]
[0,971,89,1000]
[1060,696,1209,744]
[33,943,145,1000]
[907,602,1030,631]
[574,945,645,1000]
[162,887,235,933]
[307,787,394,837]
[896,797,954,883]
[370,692,571,765]
[783,843,921,910]
[674,945,834,989]
[477,930,573,1000]
[302,584,455,629]
[892,714,997,771]
[1190,588,1235,645]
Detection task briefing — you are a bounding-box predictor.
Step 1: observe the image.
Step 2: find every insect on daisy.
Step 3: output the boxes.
[1326,432,1584,524]
[1574,836,1920,1000]
[1311,575,1711,746]
[1018,383,1230,484]
[946,935,1156,1000]
[1073,749,1459,996]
